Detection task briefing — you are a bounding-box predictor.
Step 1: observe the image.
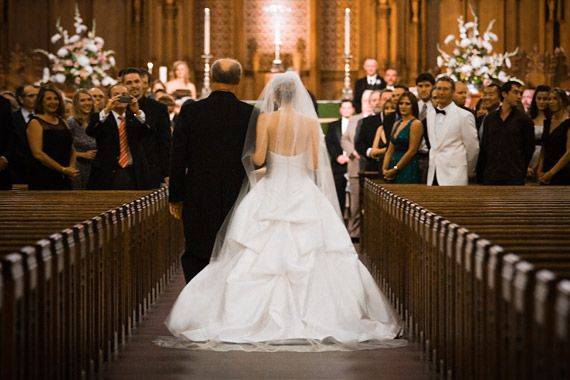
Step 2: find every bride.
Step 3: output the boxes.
[160,72,403,351]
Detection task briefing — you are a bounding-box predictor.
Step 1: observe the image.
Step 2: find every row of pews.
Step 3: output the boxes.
[362,183,570,380]
[0,189,184,379]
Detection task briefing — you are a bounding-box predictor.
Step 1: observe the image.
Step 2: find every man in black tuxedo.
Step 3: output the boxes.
[169,58,254,283]
[454,80,477,117]
[10,85,39,184]
[86,84,150,190]
[353,58,386,113]
[0,95,14,189]
[355,89,396,172]
[121,67,171,188]
[325,100,354,209]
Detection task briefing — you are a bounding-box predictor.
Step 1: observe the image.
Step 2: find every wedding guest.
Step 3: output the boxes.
[151,80,167,98]
[537,88,570,185]
[383,68,398,90]
[356,89,397,172]
[392,84,409,104]
[0,95,13,189]
[475,98,486,118]
[27,86,78,190]
[139,69,152,97]
[382,99,396,114]
[368,99,396,166]
[353,58,386,113]
[89,87,107,112]
[527,85,551,177]
[382,92,423,183]
[325,100,354,210]
[477,83,502,137]
[453,80,468,107]
[478,81,534,185]
[121,67,171,188]
[11,85,39,184]
[64,97,73,120]
[158,94,176,121]
[425,76,479,186]
[69,89,97,189]
[86,84,150,190]
[166,61,197,99]
[522,87,535,113]
[341,90,372,240]
[0,90,19,112]
[415,73,435,183]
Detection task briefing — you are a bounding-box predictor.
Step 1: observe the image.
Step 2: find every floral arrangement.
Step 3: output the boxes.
[436,7,519,86]
[36,5,116,88]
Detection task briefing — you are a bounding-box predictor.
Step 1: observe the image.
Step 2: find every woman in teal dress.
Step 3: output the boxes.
[382,91,423,183]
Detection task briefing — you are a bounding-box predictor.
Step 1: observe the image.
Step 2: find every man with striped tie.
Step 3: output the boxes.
[86,84,151,190]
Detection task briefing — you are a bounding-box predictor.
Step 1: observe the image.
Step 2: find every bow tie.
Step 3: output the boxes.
[435,108,446,115]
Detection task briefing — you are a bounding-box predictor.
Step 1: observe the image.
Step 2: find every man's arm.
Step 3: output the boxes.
[461,112,479,177]
[156,103,172,182]
[169,104,190,203]
[522,116,536,169]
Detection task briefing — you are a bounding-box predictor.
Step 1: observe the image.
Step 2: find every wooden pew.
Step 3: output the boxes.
[0,189,184,379]
[362,183,570,379]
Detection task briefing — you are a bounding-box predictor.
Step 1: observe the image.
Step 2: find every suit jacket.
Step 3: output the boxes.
[169,91,253,258]
[138,96,171,188]
[0,96,13,189]
[425,102,479,185]
[341,113,365,177]
[86,110,151,189]
[9,109,32,184]
[355,112,397,172]
[325,119,347,176]
[353,76,386,113]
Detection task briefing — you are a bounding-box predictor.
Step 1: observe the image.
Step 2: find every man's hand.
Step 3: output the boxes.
[129,96,141,115]
[336,155,349,165]
[104,96,120,114]
[538,171,553,185]
[169,202,183,220]
[0,156,8,172]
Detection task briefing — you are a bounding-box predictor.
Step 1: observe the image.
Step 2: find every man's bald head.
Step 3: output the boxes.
[211,58,242,85]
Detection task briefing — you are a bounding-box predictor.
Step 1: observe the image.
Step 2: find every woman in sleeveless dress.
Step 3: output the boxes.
[527,85,551,180]
[159,72,403,352]
[382,92,423,184]
[69,89,97,189]
[27,86,78,190]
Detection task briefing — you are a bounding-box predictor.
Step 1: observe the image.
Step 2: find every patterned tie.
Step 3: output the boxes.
[420,103,427,121]
[118,115,130,168]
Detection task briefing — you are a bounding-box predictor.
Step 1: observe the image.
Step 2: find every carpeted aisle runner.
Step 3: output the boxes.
[103,273,432,380]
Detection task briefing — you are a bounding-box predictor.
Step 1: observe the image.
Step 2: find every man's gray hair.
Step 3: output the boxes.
[211,59,242,85]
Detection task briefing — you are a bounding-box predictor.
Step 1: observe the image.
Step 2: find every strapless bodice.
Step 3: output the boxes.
[265,151,311,183]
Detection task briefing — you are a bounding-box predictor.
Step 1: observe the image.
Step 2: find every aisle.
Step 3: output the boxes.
[103,273,432,380]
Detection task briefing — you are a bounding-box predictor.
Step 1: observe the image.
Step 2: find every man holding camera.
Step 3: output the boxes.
[86,84,151,190]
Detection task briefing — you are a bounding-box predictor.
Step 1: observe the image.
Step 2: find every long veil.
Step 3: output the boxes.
[210,71,341,262]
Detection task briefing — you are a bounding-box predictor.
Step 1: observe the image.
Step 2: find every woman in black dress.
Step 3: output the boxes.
[538,88,570,185]
[26,86,78,190]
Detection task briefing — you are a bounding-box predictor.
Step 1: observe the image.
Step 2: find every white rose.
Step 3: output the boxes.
[77,55,90,67]
[86,43,98,53]
[57,48,69,58]
[54,73,66,83]
[51,34,61,44]
[102,76,116,86]
[444,35,455,44]
[471,56,483,68]
[437,56,444,67]
[109,56,116,66]
[69,35,80,43]
[460,38,471,48]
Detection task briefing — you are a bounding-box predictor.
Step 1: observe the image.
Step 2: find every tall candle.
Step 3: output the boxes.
[204,8,211,56]
[159,66,168,83]
[344,8,350,56]
[42,67,50,82]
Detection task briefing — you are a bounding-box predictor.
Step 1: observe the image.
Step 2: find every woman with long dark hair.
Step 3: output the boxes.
[382,92,423,183]
[538,88,570,185]
[26,86,78,189]
[527,85,551,177]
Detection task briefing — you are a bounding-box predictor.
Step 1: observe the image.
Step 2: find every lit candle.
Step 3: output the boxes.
[204,8,211,56]
[159,66,168,83]
[147,62,154,74]
[344,8,350,56]
[42,67,50,82]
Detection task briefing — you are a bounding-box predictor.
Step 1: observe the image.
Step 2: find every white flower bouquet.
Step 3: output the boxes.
[36,5,117,88]
[436,7,519,86]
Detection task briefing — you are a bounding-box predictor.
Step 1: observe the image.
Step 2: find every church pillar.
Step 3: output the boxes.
[376,0,390,69]
[407,0,420,82]
[162,0,179,66]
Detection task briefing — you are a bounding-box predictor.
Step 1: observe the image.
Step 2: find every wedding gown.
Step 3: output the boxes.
[159,150,403,352]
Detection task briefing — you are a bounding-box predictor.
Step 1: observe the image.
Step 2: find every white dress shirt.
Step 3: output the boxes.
[367,75,378,85]
[99,109,147,167]
[434,102,454,143]
[21,108,33,123]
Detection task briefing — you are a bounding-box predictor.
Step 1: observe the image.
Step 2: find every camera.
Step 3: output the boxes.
[118,95,132,104]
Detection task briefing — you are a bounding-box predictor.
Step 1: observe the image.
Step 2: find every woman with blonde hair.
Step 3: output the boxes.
[68,89,97,189]
[166,60,197,99]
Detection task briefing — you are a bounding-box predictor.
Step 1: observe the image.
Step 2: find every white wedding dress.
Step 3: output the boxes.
[158,72,403,352]
[160,151,402,351]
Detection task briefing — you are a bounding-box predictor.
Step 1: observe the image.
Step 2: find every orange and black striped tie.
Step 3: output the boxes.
[118,116,130,168]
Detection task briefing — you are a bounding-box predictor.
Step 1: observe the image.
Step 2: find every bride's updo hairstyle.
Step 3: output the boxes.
[273,76,296,109]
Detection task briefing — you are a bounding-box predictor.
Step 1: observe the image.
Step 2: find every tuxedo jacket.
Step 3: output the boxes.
[425,102,479,185]
[341,114,365,177]
[138,96,171,188]
[355,113,398,172]
[169,91,253,259]
[9,109,33,184]
[325,119,347,176]
[85,111,151,189]
[0,96,13,189]
[353,76,386,113]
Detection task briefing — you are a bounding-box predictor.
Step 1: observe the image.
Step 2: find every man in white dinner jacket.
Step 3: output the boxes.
[425,76,479,185]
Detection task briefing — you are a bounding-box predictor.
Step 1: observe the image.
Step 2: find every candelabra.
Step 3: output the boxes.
[342,54,353,100]
[201,54,213,99]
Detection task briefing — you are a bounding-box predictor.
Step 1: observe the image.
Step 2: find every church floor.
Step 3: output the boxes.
[103,273,433,380]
